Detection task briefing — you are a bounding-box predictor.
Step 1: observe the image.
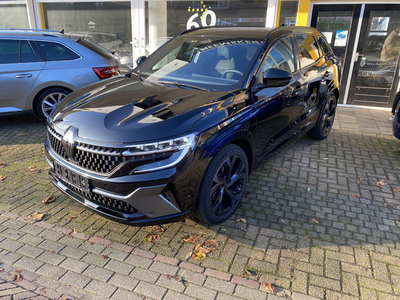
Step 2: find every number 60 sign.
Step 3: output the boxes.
[186,10,217,30]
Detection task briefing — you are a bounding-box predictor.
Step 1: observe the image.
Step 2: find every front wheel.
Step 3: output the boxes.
[308,93,337,140]
[197,144,248,224]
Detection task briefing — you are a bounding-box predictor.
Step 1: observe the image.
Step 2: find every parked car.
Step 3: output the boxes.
[0,29,119,119]
[45,26,340,226]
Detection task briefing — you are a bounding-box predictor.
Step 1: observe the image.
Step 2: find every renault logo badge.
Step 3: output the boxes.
[62,126,78,159]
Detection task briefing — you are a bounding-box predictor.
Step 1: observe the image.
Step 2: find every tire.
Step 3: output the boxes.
[36,88,71,120]
[197,144,248,224]
[307,93,337,140]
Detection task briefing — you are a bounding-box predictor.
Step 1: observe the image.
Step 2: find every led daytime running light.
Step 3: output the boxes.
[122,134,195,156]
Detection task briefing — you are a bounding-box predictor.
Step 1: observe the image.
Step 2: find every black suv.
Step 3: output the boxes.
[45,26,340,226]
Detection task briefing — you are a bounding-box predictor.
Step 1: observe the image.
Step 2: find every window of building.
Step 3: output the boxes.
[278,1,298,26]
[145,0,268,55]
[0,4,29,28]
[40,2,132,70]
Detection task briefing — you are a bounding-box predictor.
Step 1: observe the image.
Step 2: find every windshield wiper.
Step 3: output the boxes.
[155,81,210,91]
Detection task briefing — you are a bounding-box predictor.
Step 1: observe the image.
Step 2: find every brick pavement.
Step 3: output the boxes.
[0,106,399,300]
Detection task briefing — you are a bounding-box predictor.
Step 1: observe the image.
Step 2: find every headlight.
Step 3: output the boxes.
[121,133,198,173]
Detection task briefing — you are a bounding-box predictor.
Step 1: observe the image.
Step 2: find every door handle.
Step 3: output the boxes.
[16,74,32,78]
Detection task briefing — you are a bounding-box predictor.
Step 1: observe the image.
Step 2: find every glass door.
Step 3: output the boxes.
[347,5,400,107]
[311,4,362,104]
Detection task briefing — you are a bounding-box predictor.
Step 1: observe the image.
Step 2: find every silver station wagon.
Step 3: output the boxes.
[0,29,120,119]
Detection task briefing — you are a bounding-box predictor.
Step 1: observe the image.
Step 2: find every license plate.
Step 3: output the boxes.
[54,162,90,193]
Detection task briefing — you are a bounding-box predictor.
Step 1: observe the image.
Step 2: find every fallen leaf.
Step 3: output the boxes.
[10,270,23,282]
[191,250,206,260]
[183,236,201,244]
[275,168,285,173]
[194,239,218,255]
[0,163,5,168]
[147,234,160,242]
[101,254,109,259]
[150,225,165,233]
[18,133,29,137]
[350,194,359,199]
[68,215,77,221]
[262,282,277,294]
[317,210,326,215]
[28,212,47,222]
[377,180,387,187]
[312,218,319,223]
[67,229,77,238]
[298,163,302,166]
[42,194,55,204]
[280,219,286,224]
[0,175,6,181]
[164,274,187,286]
[392,186,400,192]
[244,269,257,276]
[236,218,247,223]
[386,204,394,212]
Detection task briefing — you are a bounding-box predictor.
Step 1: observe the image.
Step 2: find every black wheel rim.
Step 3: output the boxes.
[209,154,247,218]
[322,96,336,136]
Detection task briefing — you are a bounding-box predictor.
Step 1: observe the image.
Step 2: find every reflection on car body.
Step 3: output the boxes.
[45,26,340,226]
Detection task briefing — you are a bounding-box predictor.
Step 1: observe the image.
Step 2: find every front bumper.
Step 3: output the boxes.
[45,138,189,226]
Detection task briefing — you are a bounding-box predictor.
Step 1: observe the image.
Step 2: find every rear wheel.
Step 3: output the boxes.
[308,93,337,140]
[197,144,248,224]
[36,88,71,120]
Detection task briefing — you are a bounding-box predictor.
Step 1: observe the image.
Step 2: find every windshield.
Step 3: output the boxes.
[134,35,265,91]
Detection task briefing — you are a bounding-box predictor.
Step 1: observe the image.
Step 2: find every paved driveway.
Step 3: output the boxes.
[0,107,399,300]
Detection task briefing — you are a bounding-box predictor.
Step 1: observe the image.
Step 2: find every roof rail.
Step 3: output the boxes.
[0,28,63,33]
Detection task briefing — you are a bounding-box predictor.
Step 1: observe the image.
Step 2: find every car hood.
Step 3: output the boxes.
[51,76,232,144]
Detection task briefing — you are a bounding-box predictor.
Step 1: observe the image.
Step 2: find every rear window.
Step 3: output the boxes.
[35,41,80,61]
[76,37,114,60]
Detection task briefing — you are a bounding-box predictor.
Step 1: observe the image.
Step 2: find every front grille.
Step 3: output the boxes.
[47,126,174,175]
[47,126,125,174]
[59,177,137,214]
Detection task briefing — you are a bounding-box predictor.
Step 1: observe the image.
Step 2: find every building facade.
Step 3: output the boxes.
[1,0,400,108]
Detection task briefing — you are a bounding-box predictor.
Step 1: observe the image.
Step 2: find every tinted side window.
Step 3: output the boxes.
[295,34,320,68]
[35,41,80,61]
[0,40,19,64]
[261,36,295,74]
[318,36,332,56]
[21,41,38,63]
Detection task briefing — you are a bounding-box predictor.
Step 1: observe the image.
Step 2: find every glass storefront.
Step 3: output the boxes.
[145,0,268,55]
[278,1,298,26]
[0,4,29,28]
[40,1,133,72]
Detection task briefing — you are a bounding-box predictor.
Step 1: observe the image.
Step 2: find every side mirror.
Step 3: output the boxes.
[136,56,147,66]
[263,68,292,87]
